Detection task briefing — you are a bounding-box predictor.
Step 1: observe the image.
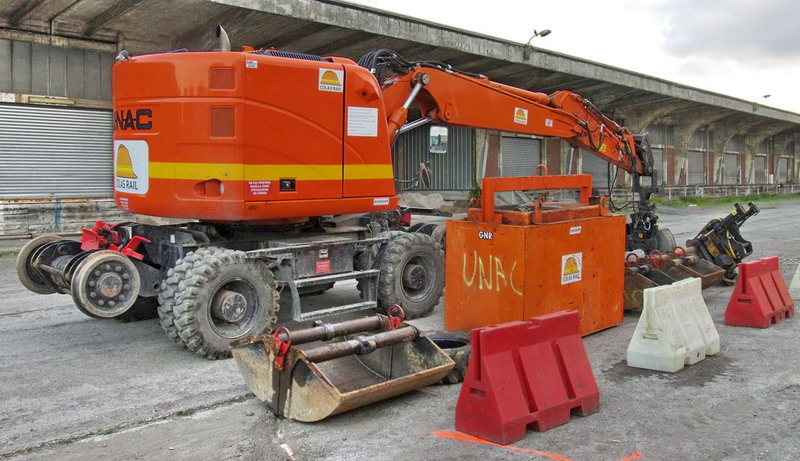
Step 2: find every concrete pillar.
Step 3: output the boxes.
[484,131,500,177]
[741,123,794,184]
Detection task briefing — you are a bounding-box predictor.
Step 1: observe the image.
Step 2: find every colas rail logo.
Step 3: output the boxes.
[561,252,583,285]
[514,107,528,125]
[319,69,344,92]
[114,140,149,195]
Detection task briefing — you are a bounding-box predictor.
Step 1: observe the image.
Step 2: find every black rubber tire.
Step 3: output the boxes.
[377,232,445,319]
[431,223,447,253]
[164,247,280,359]
[355,231,403,298]
[158,255,199,345]
[115,296,160,322]
[422,330,471,384]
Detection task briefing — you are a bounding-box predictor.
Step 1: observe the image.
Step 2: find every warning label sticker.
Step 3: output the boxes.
[316,259,331,274]
[319,69,344,92]
[248,180,272,196]
[347,107,378,137]
[561,252,583,285]
[514,107,528,125]
[114,140,149,195]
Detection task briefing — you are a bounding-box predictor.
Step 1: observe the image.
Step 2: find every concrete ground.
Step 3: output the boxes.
[1,201,799,460]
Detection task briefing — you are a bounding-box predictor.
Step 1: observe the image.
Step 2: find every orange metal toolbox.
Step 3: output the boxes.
[445,173,625,336]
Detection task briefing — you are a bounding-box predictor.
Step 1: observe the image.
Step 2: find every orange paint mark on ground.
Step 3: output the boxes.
[433,430,573,461]
[622,452,643,461]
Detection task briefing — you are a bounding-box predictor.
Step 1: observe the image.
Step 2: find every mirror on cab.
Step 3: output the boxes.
[429,126,448,154]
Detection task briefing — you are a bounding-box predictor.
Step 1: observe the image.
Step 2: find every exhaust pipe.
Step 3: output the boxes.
[216,24,230,52]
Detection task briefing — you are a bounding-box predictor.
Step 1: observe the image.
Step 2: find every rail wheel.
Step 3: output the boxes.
[655,228,677,253]
[377,232,444,319]
[16,234,63,294]
[165,247,280,359]
[70,250,141,318]
[722,270,738,286]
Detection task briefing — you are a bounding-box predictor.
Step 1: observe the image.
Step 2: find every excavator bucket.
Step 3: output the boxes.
[231,310,453,422]
[623,248,725,310]
[659,255,725,289]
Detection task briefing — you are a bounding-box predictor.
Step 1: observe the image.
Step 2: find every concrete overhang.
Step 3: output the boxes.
[2,0,799,131]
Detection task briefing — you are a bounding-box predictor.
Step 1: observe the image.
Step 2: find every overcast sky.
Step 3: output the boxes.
[346,0,800,113]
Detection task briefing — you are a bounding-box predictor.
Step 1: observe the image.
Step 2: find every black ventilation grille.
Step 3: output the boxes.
[249,50,329,62]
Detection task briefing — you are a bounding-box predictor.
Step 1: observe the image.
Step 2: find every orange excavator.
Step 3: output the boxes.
[16,27,755,359]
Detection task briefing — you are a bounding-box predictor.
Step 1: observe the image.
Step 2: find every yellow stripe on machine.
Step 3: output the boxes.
[344,164,394,180]
[149,163,394,181]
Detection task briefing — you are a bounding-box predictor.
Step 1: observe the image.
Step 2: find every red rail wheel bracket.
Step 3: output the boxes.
[387,304,405,330]
[273,326,292,371]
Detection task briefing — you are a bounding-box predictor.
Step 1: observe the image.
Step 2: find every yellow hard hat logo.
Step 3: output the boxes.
[563,257,579,275]
[116,145,137,179]
[320,70,341,86]
[515,109,526,119]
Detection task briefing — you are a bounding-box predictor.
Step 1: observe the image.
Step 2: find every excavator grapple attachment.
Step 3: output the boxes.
[231,310,453,422]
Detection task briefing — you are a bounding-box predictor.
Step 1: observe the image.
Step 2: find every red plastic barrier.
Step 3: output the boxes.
[725,256,795,328]
[454,311,599,445]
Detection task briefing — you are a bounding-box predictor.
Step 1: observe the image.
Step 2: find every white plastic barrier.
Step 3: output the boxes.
[789,263,800,300]
[626,277,720,372]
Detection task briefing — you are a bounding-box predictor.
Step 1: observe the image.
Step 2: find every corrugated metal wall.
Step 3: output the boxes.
[580,149,609,187]
[778,157,790,183]
[646,123,674,147]
[687,151,705,185]
[0,103,113,199]
[723,153,739,184]
[688,130,706,150]
[754,156,766,183]
[651,148,665,185]
[395,125,473,190]
[500,136,541,177]
[726,134,744,153]
[0,39,113,100]
[756,139,769,155]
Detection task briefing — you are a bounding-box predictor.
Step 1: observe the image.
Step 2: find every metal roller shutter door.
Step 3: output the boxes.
[778,157,790,183]
[753,156,766,184]
[651,148,664,185]
[0,103,113,199]
[501,137,541,177]
[687,151,705,185]
[395,125,473,190]
[579,149,609,187]
[723,153,739,184]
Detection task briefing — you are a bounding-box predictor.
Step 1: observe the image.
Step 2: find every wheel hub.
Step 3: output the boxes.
[403,264,427,290]
[212,289,249,322]
[96,272,124,298]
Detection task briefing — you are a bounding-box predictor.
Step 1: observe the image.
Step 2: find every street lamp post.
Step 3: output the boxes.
[523,29,551,60]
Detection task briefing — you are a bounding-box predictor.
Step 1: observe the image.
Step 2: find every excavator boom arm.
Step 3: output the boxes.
[380,66,647,176]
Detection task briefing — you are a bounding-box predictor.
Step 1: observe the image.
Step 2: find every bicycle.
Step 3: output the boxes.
[396,160,433,190]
